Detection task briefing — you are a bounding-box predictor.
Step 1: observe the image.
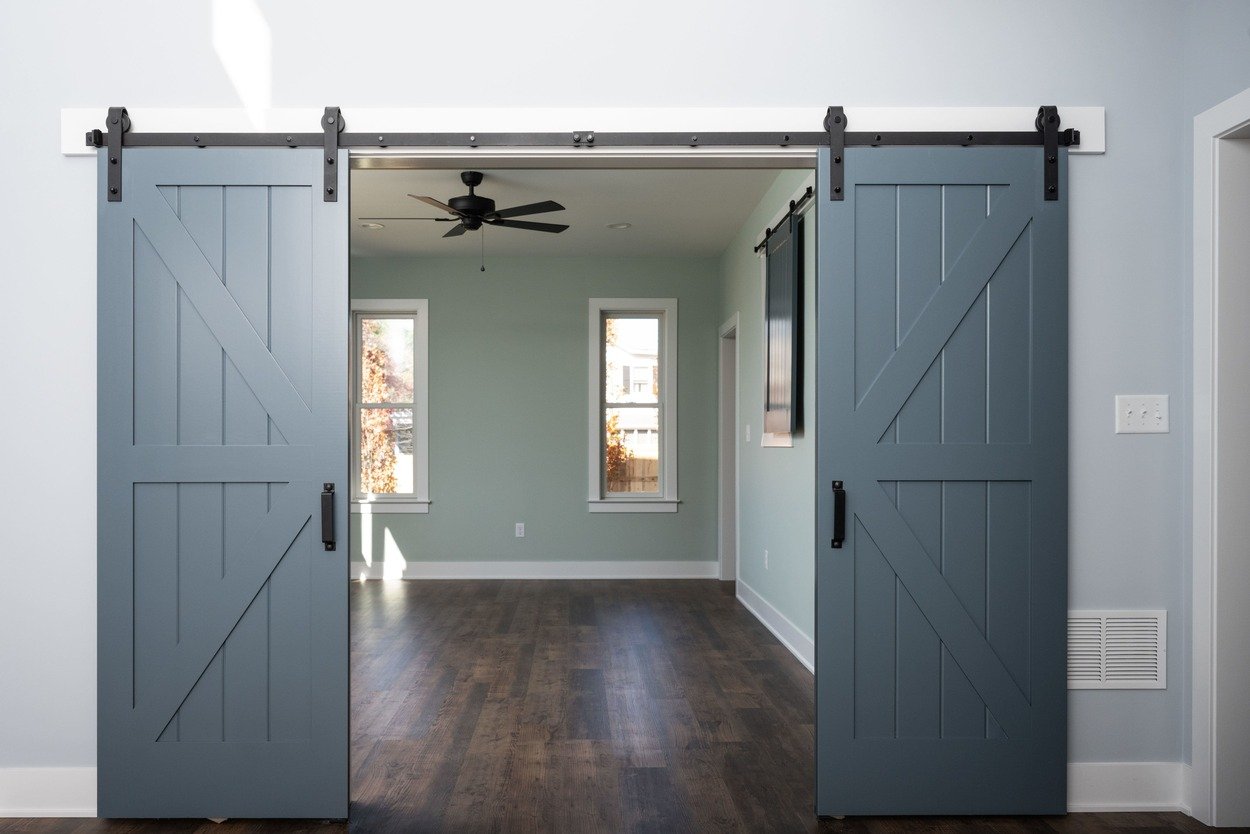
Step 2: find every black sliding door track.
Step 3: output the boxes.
[89,105,1079,203]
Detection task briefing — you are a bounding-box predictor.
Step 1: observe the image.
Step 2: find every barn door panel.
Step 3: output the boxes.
[815,147,1067,814]
[98,149,348,818]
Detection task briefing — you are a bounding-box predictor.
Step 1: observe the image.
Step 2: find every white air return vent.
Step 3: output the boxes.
[1067,610,1166,689]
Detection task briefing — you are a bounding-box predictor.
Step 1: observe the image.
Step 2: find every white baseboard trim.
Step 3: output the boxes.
[735,580,815,673]
[0,767,96,817]
[0,748,1188,817]
[349,559,719,580]
[1068,761,1189,813]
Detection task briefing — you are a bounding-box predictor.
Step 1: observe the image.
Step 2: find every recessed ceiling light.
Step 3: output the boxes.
[606,222,632,230]
[359,222,385,230]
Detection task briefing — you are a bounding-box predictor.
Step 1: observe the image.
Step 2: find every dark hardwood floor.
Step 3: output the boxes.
[1,580,1212,833]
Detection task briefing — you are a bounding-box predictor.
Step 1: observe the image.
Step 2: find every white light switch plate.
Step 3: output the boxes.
[1115,395,1169,434]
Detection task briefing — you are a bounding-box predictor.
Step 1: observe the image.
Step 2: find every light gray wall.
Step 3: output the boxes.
[348,256,720,567]
[5,0,1250,776]
[718,172,816,635]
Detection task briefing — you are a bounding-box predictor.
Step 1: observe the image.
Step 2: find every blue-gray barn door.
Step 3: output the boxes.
[815,147,1068,815]
[97,148,349,818]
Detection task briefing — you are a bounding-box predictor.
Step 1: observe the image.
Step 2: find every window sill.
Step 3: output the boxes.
[352,500,431,514]
[587,499,680,514]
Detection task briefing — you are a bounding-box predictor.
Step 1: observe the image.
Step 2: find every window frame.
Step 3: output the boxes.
[350,298,430,514]
[588,298,679,513]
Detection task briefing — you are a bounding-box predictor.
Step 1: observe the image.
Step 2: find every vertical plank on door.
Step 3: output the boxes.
[222,186,273,742]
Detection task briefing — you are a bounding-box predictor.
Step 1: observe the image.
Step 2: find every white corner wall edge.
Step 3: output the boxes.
[0,767,96,817]
[349,560,717,580]
[60,106,1105,156]
[735,580,815,673]
[1068,762,1190,813]
[1191,83,1250,828]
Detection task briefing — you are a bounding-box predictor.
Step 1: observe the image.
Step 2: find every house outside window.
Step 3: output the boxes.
[351,299,430,513]
[588,298,678,513]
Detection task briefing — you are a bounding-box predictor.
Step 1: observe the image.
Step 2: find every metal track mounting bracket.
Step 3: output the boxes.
[1038,105,1060,201]
[323,106,344,202]
[825,106,846,202]
[87,107,130,202]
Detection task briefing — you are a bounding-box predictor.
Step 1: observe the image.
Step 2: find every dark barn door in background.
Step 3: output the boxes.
[765,213,802,434]
[815,147,1069,814]
[97,148,349,818]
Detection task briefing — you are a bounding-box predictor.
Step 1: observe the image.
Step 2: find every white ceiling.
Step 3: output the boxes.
[349,168,790,258]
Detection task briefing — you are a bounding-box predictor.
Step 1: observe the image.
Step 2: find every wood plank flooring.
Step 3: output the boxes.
[0,580,1213,833]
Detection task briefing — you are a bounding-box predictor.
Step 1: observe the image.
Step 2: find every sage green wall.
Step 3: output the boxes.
[349,255,720,566]
[719,171,818,637]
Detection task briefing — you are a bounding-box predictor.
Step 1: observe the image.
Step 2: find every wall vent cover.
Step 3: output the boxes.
[1067,610,1166,689]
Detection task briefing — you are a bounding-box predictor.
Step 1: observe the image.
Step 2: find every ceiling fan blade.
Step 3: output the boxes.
[487,218,569,234]
[489,200,566,219]
[408,194,462,215]
[442,224,469,238]
[358,217,455,221]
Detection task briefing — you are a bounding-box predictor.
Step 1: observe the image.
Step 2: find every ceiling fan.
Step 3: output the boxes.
[361,171,569,238]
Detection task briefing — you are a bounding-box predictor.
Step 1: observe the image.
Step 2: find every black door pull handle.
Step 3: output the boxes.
[832,480,846,549]
[321,483,336,551]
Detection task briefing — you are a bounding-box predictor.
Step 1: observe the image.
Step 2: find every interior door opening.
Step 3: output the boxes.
[719,318,739,582]
[343,161,821,826]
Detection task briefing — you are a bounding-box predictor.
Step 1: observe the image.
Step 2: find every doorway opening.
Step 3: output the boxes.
[718,315,739,582]
[344,161,819,825]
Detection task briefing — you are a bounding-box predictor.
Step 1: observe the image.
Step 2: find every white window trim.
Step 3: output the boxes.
[351,298,430,513]
[588,298,679,513]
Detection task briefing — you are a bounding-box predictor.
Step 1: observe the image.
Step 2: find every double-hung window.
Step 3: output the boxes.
[588,298,678,512]
[351,299,430,513]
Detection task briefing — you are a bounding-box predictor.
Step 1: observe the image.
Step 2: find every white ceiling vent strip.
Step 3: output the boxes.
[1067,610,1166,690]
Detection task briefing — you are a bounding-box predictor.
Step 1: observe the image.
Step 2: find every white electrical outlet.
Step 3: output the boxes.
[1115,395,1169,434]
[515,523,525,538]
[764,549,769,569]
[745,424,752,443]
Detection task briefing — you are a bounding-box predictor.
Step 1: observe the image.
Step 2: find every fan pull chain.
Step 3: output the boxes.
[480,227,486,272]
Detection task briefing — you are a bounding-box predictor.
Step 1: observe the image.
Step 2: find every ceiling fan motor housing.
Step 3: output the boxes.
[448,193,495,224]
[449,172,494,228]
